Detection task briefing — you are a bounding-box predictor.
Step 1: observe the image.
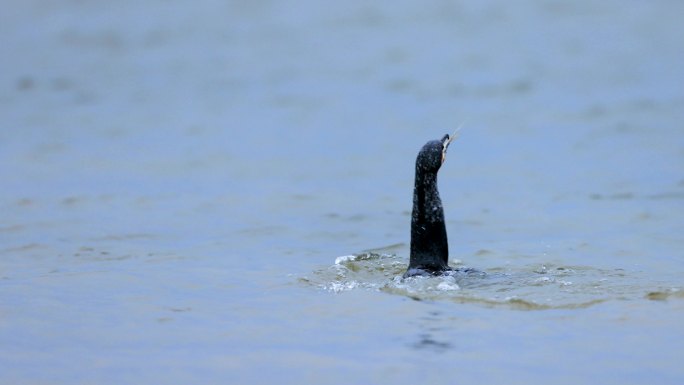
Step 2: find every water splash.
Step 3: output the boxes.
[301,252,680,310]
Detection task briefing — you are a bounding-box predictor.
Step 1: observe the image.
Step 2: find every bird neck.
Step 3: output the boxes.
[409,168,449,272]
[414,170,438,202]
[412,169,443,227]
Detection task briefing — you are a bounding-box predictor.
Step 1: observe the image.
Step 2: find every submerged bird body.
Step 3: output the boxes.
[405,135,454,277]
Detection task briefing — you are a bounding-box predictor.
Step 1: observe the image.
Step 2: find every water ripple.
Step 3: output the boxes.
[301,252,680,310]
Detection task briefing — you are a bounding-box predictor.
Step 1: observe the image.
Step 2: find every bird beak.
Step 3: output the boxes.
[443,134,454,149]
[441,124,463,163]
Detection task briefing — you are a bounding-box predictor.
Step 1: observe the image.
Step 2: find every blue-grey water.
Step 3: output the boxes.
[2,1,684,384]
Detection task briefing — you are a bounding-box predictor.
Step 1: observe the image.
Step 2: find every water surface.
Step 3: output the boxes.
[1,1,684,384]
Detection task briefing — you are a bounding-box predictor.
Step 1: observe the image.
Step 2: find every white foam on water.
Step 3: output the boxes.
[324,281,360,293]
[436,281,460,291]
[334,255,357,265]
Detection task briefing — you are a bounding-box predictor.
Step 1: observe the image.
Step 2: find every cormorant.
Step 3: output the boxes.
[404,133,457,277]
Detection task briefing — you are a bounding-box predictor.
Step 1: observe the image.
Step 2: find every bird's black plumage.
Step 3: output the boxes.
[405,135,452,277]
